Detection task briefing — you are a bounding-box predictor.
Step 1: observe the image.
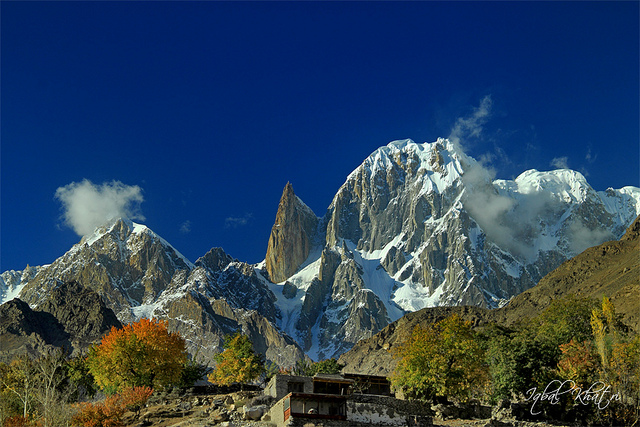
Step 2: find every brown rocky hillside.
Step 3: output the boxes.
[0,281,121,362]
[339,215,640,375]
[491,214,640,332]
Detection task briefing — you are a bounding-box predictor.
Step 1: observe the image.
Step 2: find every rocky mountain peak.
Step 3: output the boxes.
[270,138,639,359]
[265,182,319,283]
[195,247,236,272]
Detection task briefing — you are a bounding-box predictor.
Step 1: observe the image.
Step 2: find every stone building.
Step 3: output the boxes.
[265,373,432,426]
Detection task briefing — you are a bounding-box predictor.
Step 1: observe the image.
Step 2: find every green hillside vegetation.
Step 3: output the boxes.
[390,295,640,425]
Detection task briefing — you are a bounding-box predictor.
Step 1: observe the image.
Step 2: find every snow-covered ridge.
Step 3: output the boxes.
[79,217,194,269]
[344,138,474,196]
[0,266,40,304]
[2,137,640,363]
[497,169,593,203]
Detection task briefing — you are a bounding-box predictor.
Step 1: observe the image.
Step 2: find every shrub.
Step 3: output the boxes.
[2,416,30,427]
[70,386,152,427]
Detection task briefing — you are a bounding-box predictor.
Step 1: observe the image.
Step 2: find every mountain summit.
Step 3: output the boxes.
[1,218,305,367]
[2,138,638,364]
[265,182,319,283]
[261,138,640,359]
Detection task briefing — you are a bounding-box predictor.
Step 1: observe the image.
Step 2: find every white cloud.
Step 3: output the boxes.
[180,220,192,234]
[550,156,569,169]
[55,179,145,236]
[224,213,253,228]
[569,220,613,254]
[448,95,492,146]
[462,160,564,260]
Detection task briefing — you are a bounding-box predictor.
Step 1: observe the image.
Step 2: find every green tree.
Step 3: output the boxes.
[390,313,488,402]
[208,333,265,386]
[67,354,97,400]
[485,326,558,400]
[485,295,598,401]
[534,294,597,347]
[178,357,210,388]
[294,358,344,376]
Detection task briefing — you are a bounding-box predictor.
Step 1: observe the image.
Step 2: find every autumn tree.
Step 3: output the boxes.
[589,297,639,424]
[71,386,153,427]
[86,318,187,392]
[390,313,488,402]
[556,339,600,388]
[208,332,265,386]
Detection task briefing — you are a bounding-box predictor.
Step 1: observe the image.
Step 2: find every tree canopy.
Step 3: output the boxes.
[390,313,488,402]
[86,318,187,393]
[208,332,265,386]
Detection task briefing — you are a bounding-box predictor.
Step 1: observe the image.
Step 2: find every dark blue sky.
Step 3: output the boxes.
[2,1,638,272]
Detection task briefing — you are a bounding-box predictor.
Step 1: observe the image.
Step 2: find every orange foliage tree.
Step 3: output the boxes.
[87,318,187,392]
[556,339,600,387]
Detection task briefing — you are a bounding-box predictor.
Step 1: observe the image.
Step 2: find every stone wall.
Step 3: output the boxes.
[264,374,314,401]
[347,394,432,426]
[267,391,433,427]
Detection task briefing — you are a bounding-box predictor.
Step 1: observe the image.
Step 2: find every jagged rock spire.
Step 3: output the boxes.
[265,182,318,283]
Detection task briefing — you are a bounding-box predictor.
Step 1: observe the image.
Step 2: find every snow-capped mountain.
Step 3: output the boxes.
[2,138,638,364]
[263,138,640,359]
[1,218,304,368]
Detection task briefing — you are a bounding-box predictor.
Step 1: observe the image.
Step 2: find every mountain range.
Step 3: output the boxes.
[338,214,640,376]
[2,138,638,365]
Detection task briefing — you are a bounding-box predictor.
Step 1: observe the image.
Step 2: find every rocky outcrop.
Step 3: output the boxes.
[265,183,319,283]
[295,278,331,351]
[38,281,122,351]
[16,219,193,323]
[0,281,121,362]
[0,298,67,362]
[194,249,279,323]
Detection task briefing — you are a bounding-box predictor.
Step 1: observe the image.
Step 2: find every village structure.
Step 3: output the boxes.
[263,372,432,426]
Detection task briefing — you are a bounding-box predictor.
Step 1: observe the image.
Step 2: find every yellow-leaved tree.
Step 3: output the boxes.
[87,318,187,393]
[208,332,265,386]
[390,313,488,402]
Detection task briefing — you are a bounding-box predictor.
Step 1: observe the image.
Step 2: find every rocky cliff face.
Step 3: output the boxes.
[265,182,320,283]
[0,281,121,362]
